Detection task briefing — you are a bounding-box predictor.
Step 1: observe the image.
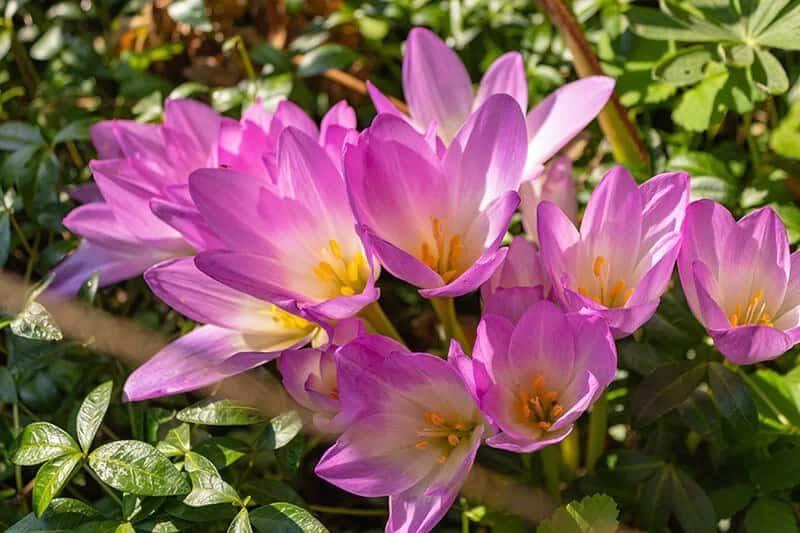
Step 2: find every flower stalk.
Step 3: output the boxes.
[359,301,404,345]
[586,393,608,472]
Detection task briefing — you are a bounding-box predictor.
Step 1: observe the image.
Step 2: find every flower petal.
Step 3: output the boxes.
[474,51,527,112]
[710,325,795,365]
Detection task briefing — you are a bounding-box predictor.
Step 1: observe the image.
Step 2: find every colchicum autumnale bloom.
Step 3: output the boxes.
[471,300,616,452]
[345,94,526,297]
[315,336,488,533]
[678,200,800,364]
[519,156,578,244]
[537,166,690,338]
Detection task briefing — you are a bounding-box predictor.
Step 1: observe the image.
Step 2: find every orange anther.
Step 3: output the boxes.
[415,440,429,449]
[447,434,460,446]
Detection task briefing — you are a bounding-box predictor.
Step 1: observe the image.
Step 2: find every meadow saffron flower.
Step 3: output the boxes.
[471,300,616,452]
[192,127,379,321]
[678,200,800,364]
[315,336,488,533]
[345,94,526,298]
[538,166,690,338]
[278,319,368,434]
[50,99,222,295]
[123,257,324,401]
[519,156,577,243]
[367,26,613,177]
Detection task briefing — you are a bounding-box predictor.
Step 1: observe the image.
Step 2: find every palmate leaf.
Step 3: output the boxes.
[631,362,708,426]
[752,48,789,94]
[754,2,800,50]
[708,363,758,432]
[88,441,189,496]
[627,6,734,42]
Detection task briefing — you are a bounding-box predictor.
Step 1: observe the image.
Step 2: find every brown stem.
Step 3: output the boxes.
[536,0,650,174]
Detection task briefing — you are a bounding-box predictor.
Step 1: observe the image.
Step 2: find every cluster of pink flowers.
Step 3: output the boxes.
[52,27,800,532]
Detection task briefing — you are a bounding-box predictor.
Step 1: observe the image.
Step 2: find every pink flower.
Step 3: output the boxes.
[345,94,527,298]
[678,200,800,364]
[315,336,488,533]
[519,156,578,244]
[471,300,616,452]
[538,166,689,338]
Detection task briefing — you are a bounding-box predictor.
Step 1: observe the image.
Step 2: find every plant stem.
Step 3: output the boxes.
[586,393,608,472]
[84,464,122,506]
[462,508,470,533]
[560,425,580,480]
[308,504,387,517]
[430,297,469,351]
[540,445,561,502]
[12,402,23,498]
[359,301,405,345]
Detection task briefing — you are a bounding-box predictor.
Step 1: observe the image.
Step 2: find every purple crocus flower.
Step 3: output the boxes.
[50,99,223,295]
[345,94,527,298]
[471,300,616,452]
[678,200,800,364]
[367,27,613,172]
[124,257,325,401]
[315,336,488,533]
[192,126,379,321]
[519,156,577,244]
[537,166,690,338]
[278,318,367,434]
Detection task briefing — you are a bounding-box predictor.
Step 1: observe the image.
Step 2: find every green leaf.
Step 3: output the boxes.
[276,434,305,478]
[677,390,722,441]
[0,122,45,151]
[668,468,716,533]
[653,47,712,86]
[672,70,728,132]
[754,3,800,50]
[0,29,11,61]
[183,452,240,507]
[724,43,754,67]
[771,100,800,160]
[193,436,248,469]
[744,497,799,533]
[260,411,303,449]
[0,210,10,269]
[750,447,800,492]
[78,272,100,305]
[250,503,328,533]
[242,479,306,506]
[177,399,265,426]
[77,381,113,453]
[11,301,63,342]
[88,440,190,496]
[32,453,82,517]
[157,423,192,458]
[30,25,64,61]
[631,362,708,426]
[627,6,732,41]
[0,366,17,403]
[537,494,619,533]
[169,82,209,99]
[296,45,358,77]
[711,484,755,519]
[13,422,80,465]
[228,508,253,533]
[747,369,800,428]
[708,363,758,431]
[166,0,212,31]
[748,0,792,36]
[752,48,789,94]
[609,450,664,483]
[121,492,164,522]
[53,119,94,144]
[8,498,100,533]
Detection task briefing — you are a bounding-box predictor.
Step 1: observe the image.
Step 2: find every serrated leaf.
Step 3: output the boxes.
[744,497,799,533]
[632,362,708,426]
[0,122,45,151]
[177,400,264,426]
[752,48,789,94]
[53,119,94,144]
[13,422,80,465]
[708,363,758,432]
[157,423,191,458]
[711,484,755,519]
[7,498,100,533]
[10,301,63,341]
[260,411,303,449]
[296,45,358,77]
[654,47,712,86]
[537,494,619,533]
[228,508,253,533]
[77,381,113,453]
[88,441,189,496]
[33,453,82,517]
[250,503,328,533]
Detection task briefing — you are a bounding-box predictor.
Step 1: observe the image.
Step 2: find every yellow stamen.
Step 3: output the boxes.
[313,263,335,282]
[415,440,429,449]
[267,305,311,330]
[346,260,359,282]
[538,421,552,431]
[578,287,589,297]
[551,404,564,419]
[530,396,546,420]
[329,239,343,259]
[532,374,545,392]
[340,286,355,296]
[441,270,458,283]
[429,412,444,426]
[623,288,634,304]
[609,279,625,301]
[593,256,606,278]
[437,455,448,464]
[544,391,558,404]
[447,434,460,446]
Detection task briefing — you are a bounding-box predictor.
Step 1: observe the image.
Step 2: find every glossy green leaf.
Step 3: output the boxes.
[193,436,248,469]
[296,45,358,77]
[537,494,619,533]
[250,503,328,533]
[752,48,789,94]
[77,381,113,453]
[13,422,80,465]
[0,122,45,151]
[177,399,265,426]
[260,411,303,449]
[121,492,164,522]
[744,497,799,533]
[157,423,192,458]
[88,440,190,496]
[32,453,82,517]
[242,479,306,506]
[8,498,100,533]
[183,452,240,507]
[228,508,253,533]
[653,47,712,86]
[631,362,708,426]
[10,301,63,341]
[708,363,758,431]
